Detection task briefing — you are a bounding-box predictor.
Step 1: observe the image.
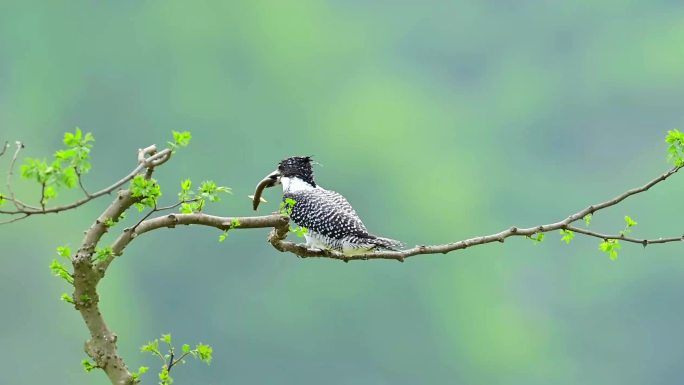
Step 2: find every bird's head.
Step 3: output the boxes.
[277,156,316,187]
[251,156,316,210]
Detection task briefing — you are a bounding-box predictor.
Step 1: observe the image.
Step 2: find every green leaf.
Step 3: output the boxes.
[141,339,160,355]
[216,186,232,194]
[195,343,213,364]
[130,175,162,209]
[599,239,621,260]
[178,178,194,201]
[94,247,113,263]
[180,202,196,214]
[59,166,78,188]
[199,180,219,201]
[559,229,575,244]
[279,198,296,216]
[178,180,231,212]
[161,333,172,345]
[181,179,192,191]
[0,194,5,207]
[131,366,148,382]
[665,129,684,167]
[218,218,241,242]
[182,344,190,354]
[21,158,49,182]
[82,359,97,372]
[56,245,71,259]
[624,215,637,227]
[64,130,78,147]
[172,131,192,149]
[50,259,74,284]
[583,214,592,226]
[43,185,57,202]
[527,232,545,243]
[59,128,94,174]
[64,127,94,148]
[61,293,75,304]
[290,226,308,237]
[159,366,172,385]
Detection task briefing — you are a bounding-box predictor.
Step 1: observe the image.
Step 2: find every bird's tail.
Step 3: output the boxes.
[369,235,404,251]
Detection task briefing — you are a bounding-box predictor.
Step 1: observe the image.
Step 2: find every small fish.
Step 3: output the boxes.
[248,195,267,207]
[250,170,280,210]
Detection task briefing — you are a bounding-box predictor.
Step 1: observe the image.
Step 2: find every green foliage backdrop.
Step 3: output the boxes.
[1,1,683,384]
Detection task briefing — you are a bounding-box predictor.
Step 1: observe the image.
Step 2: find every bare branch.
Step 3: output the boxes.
[39,182,46,211]
[4,141,37,211]
[0,213,29,225]
[565,225,684,246]
[561,165,682,224]
[101,213,286,272]
[129,199,198,231]
[75,170,92,197]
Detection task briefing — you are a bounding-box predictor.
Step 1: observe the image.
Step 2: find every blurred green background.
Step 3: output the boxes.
[1,1,684,384]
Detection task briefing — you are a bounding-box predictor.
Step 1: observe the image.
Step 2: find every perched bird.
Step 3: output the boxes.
[252,156,402,255]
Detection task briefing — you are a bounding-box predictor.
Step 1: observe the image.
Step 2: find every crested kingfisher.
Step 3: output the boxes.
[252,156,403,255]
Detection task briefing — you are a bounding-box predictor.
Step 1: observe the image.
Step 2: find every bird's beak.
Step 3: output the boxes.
[250,170,281,210]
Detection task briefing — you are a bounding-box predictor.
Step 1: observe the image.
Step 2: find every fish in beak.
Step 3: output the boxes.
[250,170,281,210]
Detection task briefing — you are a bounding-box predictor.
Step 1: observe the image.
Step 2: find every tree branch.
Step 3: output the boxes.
[75,169,92,198]
[267,164,684,262]
[96,164,684,268]
[101,213,286,272]
[3,132,681,385]
[70,145,172,385]
[4,141,37,211]
[73,190,138,385]
[0,146,171,217]
[564,225,683,246]
[0,212,29,225]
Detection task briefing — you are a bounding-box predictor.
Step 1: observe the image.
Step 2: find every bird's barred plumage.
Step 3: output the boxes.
[267,156,402,255]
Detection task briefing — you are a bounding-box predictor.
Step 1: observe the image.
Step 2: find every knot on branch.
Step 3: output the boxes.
[137,145,172,172]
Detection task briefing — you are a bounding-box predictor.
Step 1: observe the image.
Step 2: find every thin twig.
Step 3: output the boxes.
[169,351,193,371]
[76,170,91,197]
[129,199,198,231]
[5,141,33,211]
[40,182,46,211]
[0,213,29,225]
[565,225,684,245]
[167,352,174,372]
[130,204,158,231]
[155,200,195,212]
[0,141,8,158]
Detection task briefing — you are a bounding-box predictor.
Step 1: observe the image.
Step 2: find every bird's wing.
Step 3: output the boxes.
[284,189,368,239]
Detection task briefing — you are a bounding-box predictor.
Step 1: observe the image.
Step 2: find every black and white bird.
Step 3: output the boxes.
[252,156,402,255]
